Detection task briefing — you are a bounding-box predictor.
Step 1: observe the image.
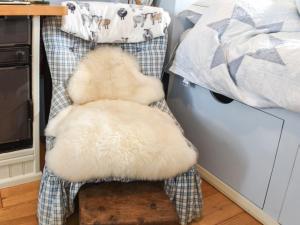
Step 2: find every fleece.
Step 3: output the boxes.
[45,100,197,182]
[46,46,196,182]
[68,47,165,105]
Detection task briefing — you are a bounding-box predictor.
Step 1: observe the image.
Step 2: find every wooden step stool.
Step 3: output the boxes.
[79,181,180,225]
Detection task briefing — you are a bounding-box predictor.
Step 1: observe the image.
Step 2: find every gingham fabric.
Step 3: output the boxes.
[38,16,203,225]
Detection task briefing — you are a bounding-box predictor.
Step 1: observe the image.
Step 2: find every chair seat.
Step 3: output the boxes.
[79,181,180,225]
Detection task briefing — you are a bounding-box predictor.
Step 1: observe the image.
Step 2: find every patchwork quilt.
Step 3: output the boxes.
[171,0,300,113]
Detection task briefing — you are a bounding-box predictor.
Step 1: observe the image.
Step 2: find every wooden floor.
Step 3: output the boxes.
[0,180,261,225]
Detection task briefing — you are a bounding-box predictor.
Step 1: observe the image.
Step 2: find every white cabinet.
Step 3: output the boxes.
[279,146,300,225]
[167,74,300,224]
[167,75,283,208]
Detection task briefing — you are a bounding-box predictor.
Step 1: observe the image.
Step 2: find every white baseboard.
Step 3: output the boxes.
[0,172,42,189]
[197,165,279,225]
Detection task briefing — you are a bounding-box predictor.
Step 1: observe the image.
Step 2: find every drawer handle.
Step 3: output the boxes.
[16,50,26,61]
[27,99,33,121]
[210,91,234,104]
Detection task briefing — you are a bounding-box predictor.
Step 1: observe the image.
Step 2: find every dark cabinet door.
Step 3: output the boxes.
[0,46,30,66]
[0,16,31,46]
[0,66,31,145]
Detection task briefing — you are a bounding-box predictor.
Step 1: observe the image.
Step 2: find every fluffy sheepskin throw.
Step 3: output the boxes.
[68,47,165,105]
[46,47,197,182]
[46,100,197,182]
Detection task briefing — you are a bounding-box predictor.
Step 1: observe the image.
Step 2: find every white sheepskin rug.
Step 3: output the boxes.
[46,47,197,182]
[68,46,165,105]
[45,100,197,182]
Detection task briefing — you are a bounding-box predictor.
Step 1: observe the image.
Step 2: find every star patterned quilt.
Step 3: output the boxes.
[170,0,300,113]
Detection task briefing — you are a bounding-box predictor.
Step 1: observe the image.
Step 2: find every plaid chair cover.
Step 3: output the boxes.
[38,16,203,225]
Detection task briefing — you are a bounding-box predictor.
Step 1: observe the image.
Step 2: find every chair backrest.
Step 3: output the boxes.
[42,16,168,120]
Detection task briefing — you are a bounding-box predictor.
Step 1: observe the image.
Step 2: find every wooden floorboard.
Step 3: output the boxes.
[201,180,219,198]
[0,180,261,225]
[217,212,262,225]
[0,192,3,209]
[0,215,38,225]
[0,182,40,199]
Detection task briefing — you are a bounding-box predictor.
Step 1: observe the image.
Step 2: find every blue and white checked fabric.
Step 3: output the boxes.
[38,16,203,225]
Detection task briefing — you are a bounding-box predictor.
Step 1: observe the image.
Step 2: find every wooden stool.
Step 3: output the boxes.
[79,181,179,225]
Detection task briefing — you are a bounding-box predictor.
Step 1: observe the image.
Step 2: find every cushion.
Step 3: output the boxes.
[45,100,197,182]
[68,47,164,105]
[61,1,170,43]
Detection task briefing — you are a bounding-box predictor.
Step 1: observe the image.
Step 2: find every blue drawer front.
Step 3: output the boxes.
[167,75,283,208]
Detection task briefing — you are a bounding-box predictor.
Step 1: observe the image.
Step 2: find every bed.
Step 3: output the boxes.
[166,1,300,224]
[170,0,300,113]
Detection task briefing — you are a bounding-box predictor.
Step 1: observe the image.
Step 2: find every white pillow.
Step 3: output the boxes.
[45,100,197,182]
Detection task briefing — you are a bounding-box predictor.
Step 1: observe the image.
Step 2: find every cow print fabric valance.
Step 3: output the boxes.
[61,1,171,43]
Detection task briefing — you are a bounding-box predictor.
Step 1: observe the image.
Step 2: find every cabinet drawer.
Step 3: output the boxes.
[0,66,31,147]
[167,75,283,208]
[279,146,300,225]
[0,16,31,46]
[0,46,30,66]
